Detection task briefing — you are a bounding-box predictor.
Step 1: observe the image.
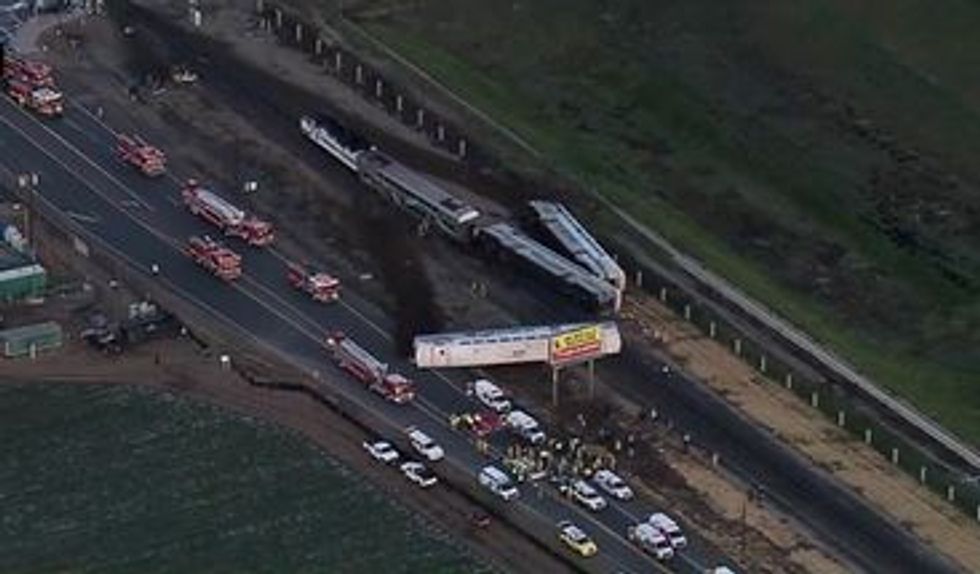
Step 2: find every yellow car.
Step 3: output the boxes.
[558,520,598,557]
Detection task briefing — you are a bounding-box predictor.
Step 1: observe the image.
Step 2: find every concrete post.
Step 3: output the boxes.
[416,108,425,128]
[315,38,323,55]
[711,453,720,466]
[683,304,691,320]
[659,286,667,302]
[375,79,383,99]
[396,94,404,113]
[255,0,264,14]
[274,8,282,29]
[437,124,446,142]
[919,466,927,484]
[457,139,467,158]
[295,22,302,43]
[334,51,342,73]
[733,338,741,356]
[864,428,873,444]
[976,504,979,523]
[708,321,716,338]
[837,410,846,427]
[810,391,819,409]
[947,485,955,502]
[635,270,643,288]
[891,447,900,465]
[759,355,767,373]
[785,373,793,389]
[355,65,363,85]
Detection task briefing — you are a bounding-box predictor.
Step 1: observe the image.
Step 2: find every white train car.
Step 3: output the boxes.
[300,114,372,172]
[477,222,621,312]
[413,322,622,369]
[359,151,481,241]
[528,200,627,291]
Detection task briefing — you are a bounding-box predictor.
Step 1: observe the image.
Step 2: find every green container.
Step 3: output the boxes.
[0,263,47,302]
[0,321,63,358]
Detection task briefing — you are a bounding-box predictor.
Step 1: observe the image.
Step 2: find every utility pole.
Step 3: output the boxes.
[17,172,39,255]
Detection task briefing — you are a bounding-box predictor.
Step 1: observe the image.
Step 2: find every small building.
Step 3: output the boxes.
[0,321,63,358]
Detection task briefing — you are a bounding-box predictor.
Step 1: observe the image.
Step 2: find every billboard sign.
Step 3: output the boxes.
[550,324,603,365]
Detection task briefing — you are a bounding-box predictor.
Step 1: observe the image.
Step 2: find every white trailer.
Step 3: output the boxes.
[413,322,622,368]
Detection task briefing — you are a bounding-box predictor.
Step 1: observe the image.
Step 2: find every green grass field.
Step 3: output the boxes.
[344,0,980,443]
[0,383,489,573]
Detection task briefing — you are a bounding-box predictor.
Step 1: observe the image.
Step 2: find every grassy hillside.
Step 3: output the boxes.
[346,0,980,442]
[0,384,488,573]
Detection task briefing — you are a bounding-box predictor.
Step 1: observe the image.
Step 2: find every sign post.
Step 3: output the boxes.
[549,325,605,404]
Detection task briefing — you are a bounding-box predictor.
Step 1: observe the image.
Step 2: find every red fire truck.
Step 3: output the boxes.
[325,332,415,404]
[116,134,166,177]
[185,235,243,281]
[287,262,341,302]
[181,180,274,246]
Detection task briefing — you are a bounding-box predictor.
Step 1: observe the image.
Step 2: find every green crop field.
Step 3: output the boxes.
[338,0,980,443]
[0,383,490,573]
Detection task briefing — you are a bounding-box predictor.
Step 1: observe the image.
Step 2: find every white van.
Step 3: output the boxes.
[406,427,444,462]
[479,465,519,501]
[471,379,511,413]
[627,522,674,560]
[505,410,546,445]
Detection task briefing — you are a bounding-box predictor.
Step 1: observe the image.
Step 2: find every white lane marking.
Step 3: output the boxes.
[64,210,99,223]
[4,101,155,211]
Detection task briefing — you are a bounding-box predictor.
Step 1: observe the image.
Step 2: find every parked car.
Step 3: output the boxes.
[406,427,444,462]
[470,378,511,413]
[592,468,634,500]
[648,512,687,549]
[362,439,399,464]
[557,520,598,557]
[478,465,519,501]
[504,409,546,445]
[628,522,674,560]
[568,479,607,512]
[400,461,438,488]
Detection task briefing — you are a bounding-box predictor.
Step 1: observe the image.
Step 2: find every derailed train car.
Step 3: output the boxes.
[299,113,621,312]
[413,322,622,369]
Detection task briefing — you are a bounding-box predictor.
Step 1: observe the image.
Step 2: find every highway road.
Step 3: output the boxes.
[0,94,725,572]
[0,0,27,43]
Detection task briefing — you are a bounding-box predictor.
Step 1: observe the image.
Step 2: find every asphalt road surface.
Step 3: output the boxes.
[0,97,726,572]
[0,60,962,572]
[0,1,28,43]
